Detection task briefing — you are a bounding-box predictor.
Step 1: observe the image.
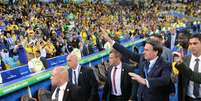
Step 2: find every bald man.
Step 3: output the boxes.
[51,66,80,101]
[67,53,99,101]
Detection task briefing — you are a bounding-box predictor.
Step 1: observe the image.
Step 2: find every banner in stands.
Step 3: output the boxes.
[47,55,67,68]
[0,66,31,83]
[0,55,67,83]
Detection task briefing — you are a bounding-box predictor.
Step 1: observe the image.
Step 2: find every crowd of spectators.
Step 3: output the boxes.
[0,0,200,72]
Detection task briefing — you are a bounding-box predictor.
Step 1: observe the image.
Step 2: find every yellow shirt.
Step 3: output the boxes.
[45,43,56,55]
[5,25,13,31]
[172,62,179,76]
[25,46,38,55]
[81,31,87,42]
[91,34,97,45]
[11,24,19,30]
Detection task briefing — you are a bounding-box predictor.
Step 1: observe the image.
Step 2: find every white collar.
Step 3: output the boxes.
[59,82,68,91]
[72,64,81,72]
[114,62,122,69]
[149,56,158,66]
[191,55,201,62]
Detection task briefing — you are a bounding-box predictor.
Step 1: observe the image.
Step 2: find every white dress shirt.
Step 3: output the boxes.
[40,48,46,57]
[111,62,122,96]
[52,82,67,101]
[187,55,201,98]
[171,33,177,50]
[72,65,81,85]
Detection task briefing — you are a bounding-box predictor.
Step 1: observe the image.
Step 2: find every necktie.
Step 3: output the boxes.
[193,58,200,97]
[112,67,117,94]
[73,71,77,85]
[55,88,60,101]
[144,61,150,78]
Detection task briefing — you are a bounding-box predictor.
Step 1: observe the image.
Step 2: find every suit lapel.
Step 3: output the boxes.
[108,66,113,86]
[120,64,125,92]
[184,56,191,68]
[78,66,83,85]
[51,86,57,96]
[140,58,147,78]
[184,56,191,87]
[63,83,71,101]
[148,58,161,77]
[69,69,73,83]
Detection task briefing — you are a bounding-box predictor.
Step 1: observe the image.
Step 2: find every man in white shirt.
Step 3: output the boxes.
[102,49,135,101]
[51,66,80,101]
[67,52,99,101]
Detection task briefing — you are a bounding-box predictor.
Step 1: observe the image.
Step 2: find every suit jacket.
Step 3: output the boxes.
[51,82,81,101]
[102,63,134,101]
[176,56,201,101]
[164,32,178,49]
[113,42,171,101]
[68,66,99,101]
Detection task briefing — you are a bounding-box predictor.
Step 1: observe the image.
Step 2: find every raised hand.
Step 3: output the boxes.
[100,27,113,44]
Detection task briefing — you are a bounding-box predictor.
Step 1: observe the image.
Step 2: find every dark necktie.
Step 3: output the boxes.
[112,67,117,94]
[144,61,150,78]
[55,88,60,101]
[73,71,77,85]
[193,58,200,97]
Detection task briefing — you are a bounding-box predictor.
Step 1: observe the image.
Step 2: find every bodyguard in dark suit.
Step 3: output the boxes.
[175,34,201,101]
[51,66,80,101]
[101,27,171,101]
[67,53,99,101]
[102,49,134,101]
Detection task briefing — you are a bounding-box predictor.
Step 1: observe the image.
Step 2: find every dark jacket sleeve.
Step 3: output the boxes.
[87,68,99,101]
[130,80,139,100]
[129,66,138,100]
[102,67,111,100]
[176,63,201,83]
[113,42,141,63]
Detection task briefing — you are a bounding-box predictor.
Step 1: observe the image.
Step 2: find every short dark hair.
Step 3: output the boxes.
[190,33,201,42]
[150,34,163,40]
[110,48,122,59]
[145,39,163,57]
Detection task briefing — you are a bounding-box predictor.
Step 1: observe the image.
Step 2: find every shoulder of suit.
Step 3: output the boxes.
[184,56,191,61]
[121,63,133,70]
[122,63,131,67]
[80,66,94,72]
[157,57,171,66]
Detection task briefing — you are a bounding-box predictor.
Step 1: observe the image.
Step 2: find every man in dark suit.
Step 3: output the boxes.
[175,34,201,101]
[51,66,80,101]
[102,49,135,101]
[67,53,99,101]
[101,28,171,101]
[164,28,178,50]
